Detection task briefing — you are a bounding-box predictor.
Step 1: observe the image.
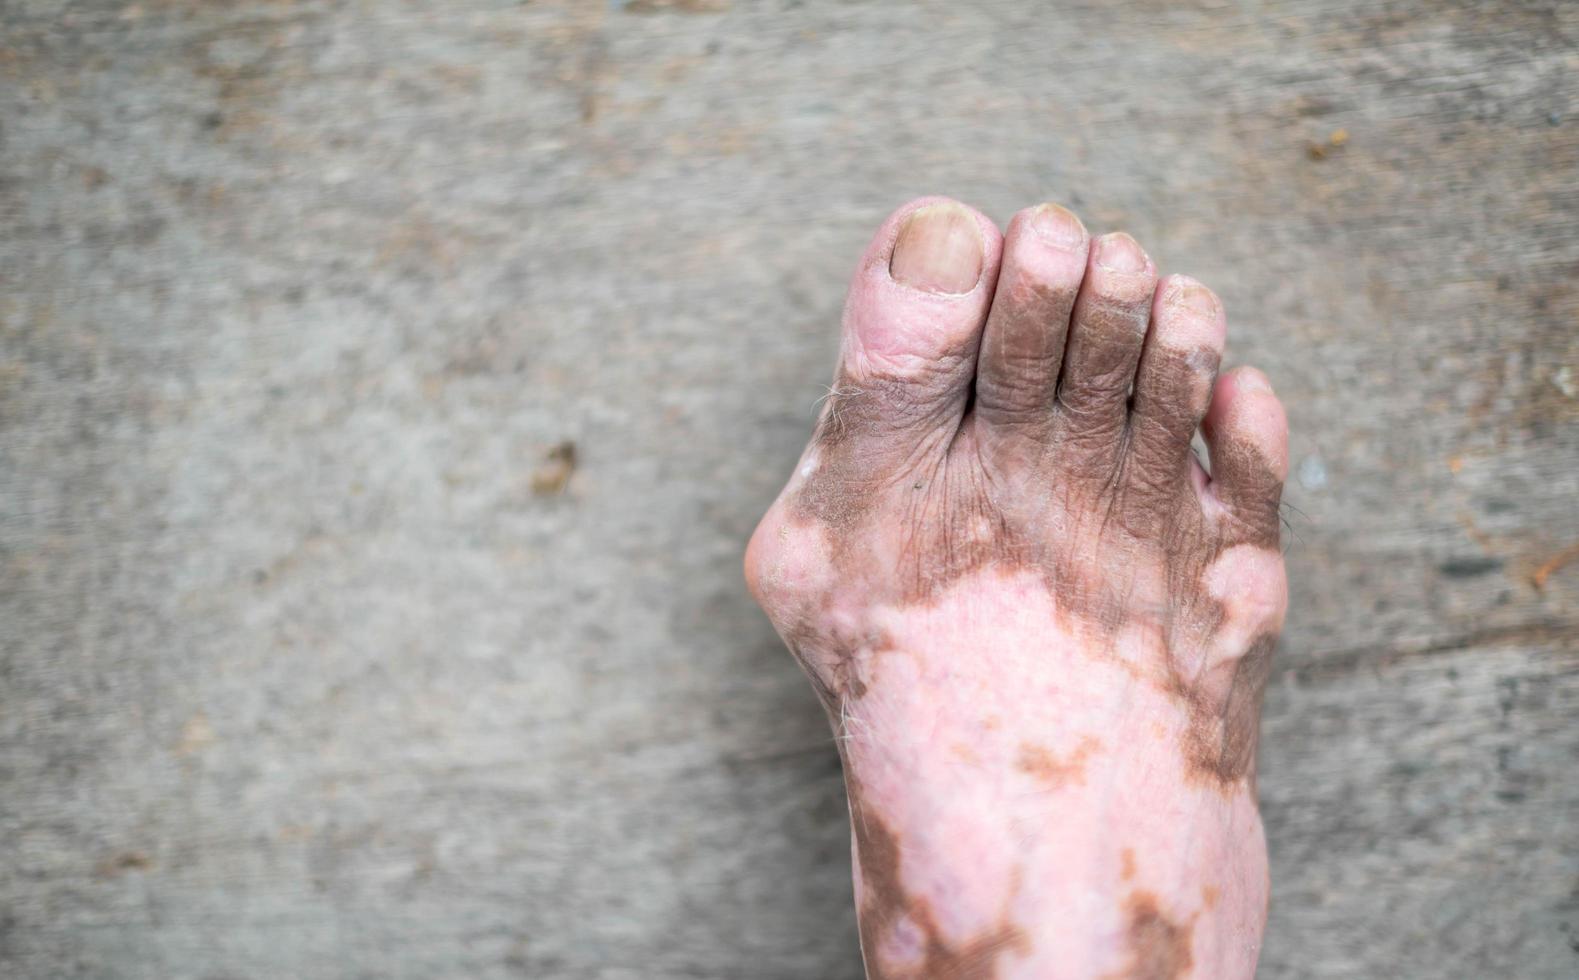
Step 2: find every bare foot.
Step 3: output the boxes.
[746,198,1289,979]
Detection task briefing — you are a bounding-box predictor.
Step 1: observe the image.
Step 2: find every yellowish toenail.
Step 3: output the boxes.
[1094,232,1148,274]
[1170,280,1221,318]
[889,204,983,294]
[1029,203,1087,249]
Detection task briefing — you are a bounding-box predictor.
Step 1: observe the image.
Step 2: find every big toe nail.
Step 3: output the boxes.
[889,203,984,294]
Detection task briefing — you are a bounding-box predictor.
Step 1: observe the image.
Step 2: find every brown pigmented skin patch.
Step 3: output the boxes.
[847,776,1030,979]
[1214,634,1277,786]
[1175,634,1278,791]
[1107,890,1195,980]
[782,615,892,708]
[793,367,1031,600]
[1016,735,1102,789]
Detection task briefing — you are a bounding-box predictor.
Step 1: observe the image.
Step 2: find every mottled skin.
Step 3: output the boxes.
[747,199,1289,978]
[847,777,1031,980]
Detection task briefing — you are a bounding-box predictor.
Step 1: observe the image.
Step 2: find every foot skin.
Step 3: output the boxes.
[746,198,1288,979]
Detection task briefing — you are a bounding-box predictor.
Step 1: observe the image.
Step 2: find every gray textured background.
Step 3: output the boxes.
[3,1,1577,978]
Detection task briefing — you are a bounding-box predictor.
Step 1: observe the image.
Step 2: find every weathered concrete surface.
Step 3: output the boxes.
[2,1,1576,977]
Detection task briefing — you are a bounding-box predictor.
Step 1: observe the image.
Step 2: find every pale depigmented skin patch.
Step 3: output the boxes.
[1202,546,1289,666]
[811,572,1267,978]
[847,770,1032,980]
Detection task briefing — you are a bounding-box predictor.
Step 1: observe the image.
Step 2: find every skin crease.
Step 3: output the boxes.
[746,198,1289,979]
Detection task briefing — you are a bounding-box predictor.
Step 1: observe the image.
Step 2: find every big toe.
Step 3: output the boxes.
[822,198,1002,449]
[1202,367,1288,548]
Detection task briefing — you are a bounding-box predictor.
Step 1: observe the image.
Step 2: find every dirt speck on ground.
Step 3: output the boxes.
[1305,128,1350,160]
[95,852,153,878]
[531,441,578,495]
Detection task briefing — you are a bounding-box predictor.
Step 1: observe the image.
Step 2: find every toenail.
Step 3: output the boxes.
[889,204,984,294]
[1028,203,1087,249]
[1094,233,1148,274]
[1235,369,1273,394]
[1169,279,1221,319]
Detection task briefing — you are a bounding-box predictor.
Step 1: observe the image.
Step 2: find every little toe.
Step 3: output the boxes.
[973,203,1090,436]
[825,197,1003,452]
[1127,275,1226,492]
[1053,232,1158,463]
[1201,367,1288,548]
